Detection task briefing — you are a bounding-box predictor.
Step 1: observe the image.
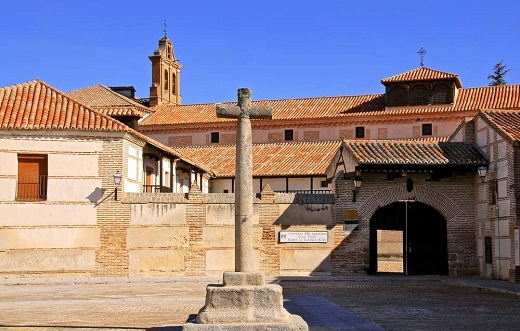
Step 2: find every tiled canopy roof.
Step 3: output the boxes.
[67,84,153,117]
[381,67,462,87]
[0,80,212,174]
[343,140,487,166]
[0,80,127,131]
[174,140,342,177]
[480,109,520,142]
[140,83,520,127]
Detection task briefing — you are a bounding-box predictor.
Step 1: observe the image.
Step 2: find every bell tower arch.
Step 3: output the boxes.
[149,27,182,107]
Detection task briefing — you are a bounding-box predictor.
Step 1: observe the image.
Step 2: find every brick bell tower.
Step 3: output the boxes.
[149,24,182,107]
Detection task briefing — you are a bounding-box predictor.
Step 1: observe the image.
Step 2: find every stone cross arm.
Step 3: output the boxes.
[216,88,272,119]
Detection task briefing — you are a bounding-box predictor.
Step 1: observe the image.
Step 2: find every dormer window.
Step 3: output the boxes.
[382,67,460,107]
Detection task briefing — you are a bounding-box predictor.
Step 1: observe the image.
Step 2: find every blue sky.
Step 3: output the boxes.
[1,0,519,104]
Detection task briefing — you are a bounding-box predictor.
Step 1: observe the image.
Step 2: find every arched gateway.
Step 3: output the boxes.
[369,200,448,275]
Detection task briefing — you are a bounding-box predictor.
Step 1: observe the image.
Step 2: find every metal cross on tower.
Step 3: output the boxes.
[418,47,427,67]
[163,20,168,37]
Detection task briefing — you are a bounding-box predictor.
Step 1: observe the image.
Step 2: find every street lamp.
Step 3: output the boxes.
[352,176,363,202]
[113,171,122,200]
[477,165,487,183]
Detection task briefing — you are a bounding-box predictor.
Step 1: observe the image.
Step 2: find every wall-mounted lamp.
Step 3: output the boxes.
[113,171,122,200]
[352,176,363,202]
[477,165,488,183]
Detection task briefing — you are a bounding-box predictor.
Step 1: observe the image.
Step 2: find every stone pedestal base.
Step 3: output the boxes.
[183,314,308,331]
[183,272,308,331]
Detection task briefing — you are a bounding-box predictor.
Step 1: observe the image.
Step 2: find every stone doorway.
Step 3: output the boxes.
[369,201,449,275]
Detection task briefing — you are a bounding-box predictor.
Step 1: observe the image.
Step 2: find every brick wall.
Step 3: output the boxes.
[331,172,478,276]
[169,135,193,146]
[95,138,130,276]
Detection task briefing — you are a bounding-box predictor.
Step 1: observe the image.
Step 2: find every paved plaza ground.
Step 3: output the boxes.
[0,275,519,331]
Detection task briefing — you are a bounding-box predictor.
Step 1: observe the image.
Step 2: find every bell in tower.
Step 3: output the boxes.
[149,21,182,107]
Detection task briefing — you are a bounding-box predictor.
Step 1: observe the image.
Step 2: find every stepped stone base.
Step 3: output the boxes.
[183,272,308,331]
[183,314,308,331]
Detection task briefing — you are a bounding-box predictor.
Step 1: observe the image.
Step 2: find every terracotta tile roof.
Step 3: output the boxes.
[174,140,342,177]
[0,80,213,174]
[456,85,520,111]
[381,67,462,87]
[480,109,520,142]
[67,84,153,117]
[343,140,487,166]
[140,94,385,126]
[0,80,127,131]
[140,83,520,127]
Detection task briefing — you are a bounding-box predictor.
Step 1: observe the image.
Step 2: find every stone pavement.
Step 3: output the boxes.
[0,275,519,331]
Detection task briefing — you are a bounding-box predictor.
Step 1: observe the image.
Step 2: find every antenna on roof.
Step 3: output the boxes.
[417,47,427,67]
[163,20,168,37]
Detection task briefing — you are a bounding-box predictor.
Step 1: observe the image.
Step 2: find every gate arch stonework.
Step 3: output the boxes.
[358,184,462,222]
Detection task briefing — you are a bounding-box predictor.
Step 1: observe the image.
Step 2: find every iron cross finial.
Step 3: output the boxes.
[418,47,427,67]
[163,20,168,37]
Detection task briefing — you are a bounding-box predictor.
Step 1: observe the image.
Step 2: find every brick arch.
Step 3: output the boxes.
[358,184,461,221]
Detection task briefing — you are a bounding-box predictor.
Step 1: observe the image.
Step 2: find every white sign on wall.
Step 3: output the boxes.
[279,231,328,243]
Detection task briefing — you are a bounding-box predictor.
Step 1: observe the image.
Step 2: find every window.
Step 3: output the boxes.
[172,73,176,94]
[164,70,169,90]
[17,154,48,201]
[387,86,408,106]
[355,126,365,139]
[431,83,452,104]
[484,236,492,264]
[410,85,429,105]
[284,129,294,141]
[320,180,328,188]
[422,123,433,136]
[211,132,220,143]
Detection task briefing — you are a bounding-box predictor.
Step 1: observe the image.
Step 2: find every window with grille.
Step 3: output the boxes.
[387,86,408,106]
[410,85,429,105]
[17,154,48,201]
[431,83,452,104]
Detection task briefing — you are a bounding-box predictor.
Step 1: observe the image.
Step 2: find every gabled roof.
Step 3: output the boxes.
[67,84,153,117]
[0,80,212,174]
[141,94,385,126]
[174,140,342,177]
[381,67,462,88]
[0,80,127,131]
[343,140,487,166]
[140,82,520,128]
[480,109,520,142]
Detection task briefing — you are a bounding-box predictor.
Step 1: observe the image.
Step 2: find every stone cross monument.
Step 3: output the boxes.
[183,88,308,330]
[216,87,272,272]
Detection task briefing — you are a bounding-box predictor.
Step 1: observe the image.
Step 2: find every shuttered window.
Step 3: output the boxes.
[17,154,48,201]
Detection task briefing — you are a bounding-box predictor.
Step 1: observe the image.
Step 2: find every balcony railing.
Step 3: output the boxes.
[17,175,47,201]
[142,185,173,193]
[274,190,332,194]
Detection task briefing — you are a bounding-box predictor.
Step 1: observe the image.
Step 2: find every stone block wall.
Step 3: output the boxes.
[124,186,335,276]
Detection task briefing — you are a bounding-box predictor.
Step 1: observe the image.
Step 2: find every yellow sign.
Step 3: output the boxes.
[344,209,358,219]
